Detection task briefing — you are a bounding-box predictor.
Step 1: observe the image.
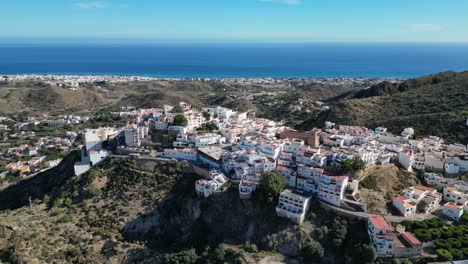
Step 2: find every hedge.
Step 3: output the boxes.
[440,228,453,239]
[424,218,440,228]
[450,227,464,237]
[459,236,468,247]
[449,248,463,260]
[434,217,446,226]
[429,228,441,239]
[462,213,468,222]
[414,229,432,241]
[460,225,468,234]
[436,249,453,261]
[413,221,428,229]
[462,248,468,256]
[435,239,452,249]
[448,238,462,249]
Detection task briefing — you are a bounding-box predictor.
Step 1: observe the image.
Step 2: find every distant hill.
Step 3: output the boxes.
[0,84,107,115]
[299,71,468,144]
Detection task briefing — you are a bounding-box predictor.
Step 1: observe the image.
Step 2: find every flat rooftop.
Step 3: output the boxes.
[198,146,229,161]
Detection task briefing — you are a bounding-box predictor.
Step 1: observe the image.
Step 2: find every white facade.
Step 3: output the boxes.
[446,154,468,173]
[195,171,228,198]
[401,128,414,139]
[398,151,413,171]
[276,189,311,224]
[276,166,297,188]
[89,150,108,166]
[367,215,422,258]
[239,180,256,199]
[442,202,464,222]
[318,175,349,206]
[443,186,468,204]
[192,133,226,147]
[164,148,198,161]
[393,196,416,217]
[368,215,396,257]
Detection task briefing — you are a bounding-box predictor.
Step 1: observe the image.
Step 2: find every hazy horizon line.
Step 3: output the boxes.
[1,37,468,45]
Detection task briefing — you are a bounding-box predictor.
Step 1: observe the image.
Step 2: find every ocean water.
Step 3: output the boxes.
[1,43,468,78]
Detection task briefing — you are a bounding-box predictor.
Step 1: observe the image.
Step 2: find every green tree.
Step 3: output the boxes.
[57,214,73,223]
[52,198,64,207]
[213,243,227,262]
[332,217,348,247]
[171,105,184,113]
[63,197,73,207]
[173,114,188,126]
[163,248,199,264]
[259,171,286,203]
[360,243,378,264]
[417,200,428,213]
[415,229,432,242]
[340,156,365,176]
[202,111,211,121]
[302,240,324,260]
[436,248,453,261]
[84,186,102,199]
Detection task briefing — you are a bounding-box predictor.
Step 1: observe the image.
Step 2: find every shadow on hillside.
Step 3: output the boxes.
[122,171,290,255]
[0,151,79,210]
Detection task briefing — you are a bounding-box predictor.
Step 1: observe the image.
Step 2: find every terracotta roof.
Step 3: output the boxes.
[415,185,435,192]
[444,202,463,210]
[402,232,422,245]
[369,215,394,232]
[395,196,408,202]
[276,166,290,171]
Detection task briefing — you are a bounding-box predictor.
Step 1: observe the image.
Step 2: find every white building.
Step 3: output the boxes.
[398,150,414,171]
[446,153,468,173]
[401,128,414,139]
[257,141,283,159]
[239,180,256,200]
[47,119,70,127]
[276,189,312,224]
[195,171,228,198]
[442,202,464,222]
[318,175,349,206]
[74,128,118,176]
[276,165,297,188]
[424,173,468,193]
[393,196,417,217]
[296,150,326,167]
[443,186,468,204]
[124,127,141,147]
[83,128,119,153]
[396,185,442,215]
[368,215,397,257]
[164,148,197,161]
[192,133,226,147]
[368,215,423,258]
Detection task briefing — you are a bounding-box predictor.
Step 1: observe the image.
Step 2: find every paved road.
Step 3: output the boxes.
[320,200,438,223]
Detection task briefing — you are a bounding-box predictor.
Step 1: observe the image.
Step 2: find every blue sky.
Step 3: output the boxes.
[1,0,467,42]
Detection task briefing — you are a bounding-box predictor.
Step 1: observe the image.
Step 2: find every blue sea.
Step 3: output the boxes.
[1,42,468,78]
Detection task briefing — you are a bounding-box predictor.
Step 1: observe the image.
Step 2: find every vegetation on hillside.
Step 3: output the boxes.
[300,71,468,144]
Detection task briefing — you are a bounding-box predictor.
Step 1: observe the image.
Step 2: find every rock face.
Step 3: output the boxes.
[123,183,306,257]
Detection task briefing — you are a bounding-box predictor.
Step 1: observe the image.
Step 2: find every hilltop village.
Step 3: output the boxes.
[2,99,468,261]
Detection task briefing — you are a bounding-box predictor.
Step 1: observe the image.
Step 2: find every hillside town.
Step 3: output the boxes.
[2,100,468,260]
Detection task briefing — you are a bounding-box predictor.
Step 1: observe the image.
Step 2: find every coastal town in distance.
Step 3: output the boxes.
[1,74,467,263]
